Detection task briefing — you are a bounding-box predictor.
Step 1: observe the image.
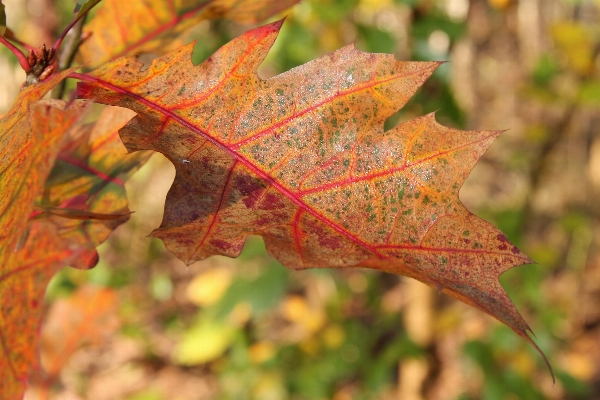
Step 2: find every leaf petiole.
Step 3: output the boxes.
[0,36,31,72]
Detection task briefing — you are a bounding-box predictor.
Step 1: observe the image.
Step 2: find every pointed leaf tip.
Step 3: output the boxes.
[524,329,555,384]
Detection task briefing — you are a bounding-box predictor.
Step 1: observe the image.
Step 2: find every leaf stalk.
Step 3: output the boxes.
[0,36,31,72]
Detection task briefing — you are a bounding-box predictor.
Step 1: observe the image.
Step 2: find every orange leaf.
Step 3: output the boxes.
[78,0,300,68]
[0,223,81,400]
[0,71,76,255]
[0,88,146,398]
[75,21,550,375]
[0,75,85,399]
[38,285,119,380]
[25,284,119,398]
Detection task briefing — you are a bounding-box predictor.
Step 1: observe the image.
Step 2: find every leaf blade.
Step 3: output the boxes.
[78,0,300,68]
[75,20,545,369]
[73,0,103,15]
[0,81,85,399]
[0,71,77,263]
[0,90,148,398]
[35,105,152,269]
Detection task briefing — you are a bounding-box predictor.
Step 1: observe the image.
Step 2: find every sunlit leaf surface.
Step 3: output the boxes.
[78,0,300,68]
[76,20,548,371]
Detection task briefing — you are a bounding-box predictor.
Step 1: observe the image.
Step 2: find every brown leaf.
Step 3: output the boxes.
[75,20,550,374]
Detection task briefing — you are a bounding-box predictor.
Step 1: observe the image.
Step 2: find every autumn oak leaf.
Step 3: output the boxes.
[32,105,152,269]
[1,74,148,398]
[38,285,119,381]
[0,72,84,399]
[75,20,551,374]
[0,71,75,253]
[78,0,300,68]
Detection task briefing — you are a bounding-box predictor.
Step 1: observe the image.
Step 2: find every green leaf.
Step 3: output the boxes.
[579,80,600,105]
[172,317,237,365]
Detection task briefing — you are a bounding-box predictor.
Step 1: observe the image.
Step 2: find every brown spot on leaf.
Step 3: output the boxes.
[259,192,285,210]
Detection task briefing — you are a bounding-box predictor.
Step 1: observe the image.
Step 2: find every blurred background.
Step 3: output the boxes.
[2,0,600,398]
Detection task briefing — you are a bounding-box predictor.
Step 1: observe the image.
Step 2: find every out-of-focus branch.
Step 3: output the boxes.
[51,17,86,99]
[520,105,577,232]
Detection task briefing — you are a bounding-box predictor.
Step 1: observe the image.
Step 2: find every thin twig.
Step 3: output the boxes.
[52,0,102,53]
[520,104,577,232]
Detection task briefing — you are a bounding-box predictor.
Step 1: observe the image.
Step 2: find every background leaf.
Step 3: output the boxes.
[0,85,86,400]
[33,105,152,269]
[77,0,300,68]
[39,285,119,378]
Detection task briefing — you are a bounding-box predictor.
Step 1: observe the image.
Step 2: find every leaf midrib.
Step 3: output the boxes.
[73,68,507,263]
[75,71,391,261]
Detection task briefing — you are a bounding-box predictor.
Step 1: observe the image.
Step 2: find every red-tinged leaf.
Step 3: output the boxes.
[38,285,119,379]
[0,70,78,259]
[33,206,132,221]
[24,285,118,399]
[1,100,147,399]
[78,0,300,68]
[0,91,86,400]
[75,21,551,375]
[0,222,81,400]
[32,105,152,269]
